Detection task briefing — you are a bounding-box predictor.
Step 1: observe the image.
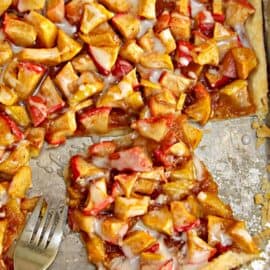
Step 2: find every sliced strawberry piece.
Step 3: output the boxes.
[197,10,214,38]
[0,112,24,140]
[18,62,45,74]
[220,51,237,79]
[144,243,160,253]
[27,96,48,127]
[112,58,133,80]
[109,146,152,172]
[213,13,225,23]
[159,259,173,270]
[88,45,119,75]
[215,243,232,254]
[154,10,171,33]
[88,141,116,157]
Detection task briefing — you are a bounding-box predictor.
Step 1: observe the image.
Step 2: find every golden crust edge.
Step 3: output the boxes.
[200,251,258,270]
[246,0,269,118]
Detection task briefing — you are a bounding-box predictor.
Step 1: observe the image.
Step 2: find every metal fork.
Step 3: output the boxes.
[14,198,67,270]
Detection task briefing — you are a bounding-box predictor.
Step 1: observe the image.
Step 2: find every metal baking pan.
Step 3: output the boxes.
[25,1,270,269]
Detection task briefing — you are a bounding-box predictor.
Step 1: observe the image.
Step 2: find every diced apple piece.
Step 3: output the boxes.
[70,209,95,237]
[162,179,197,200]
[80,30,120,47]
[170,160,195,181]
[205,69,230,88]
[0,84,17,106]
[220,50,237,78]
[65,0,93,24]
[54,62,79,99]
[0,141,30,175]
[0,114,16,147]
[169,12,191,40]
[176,0,189,16]
[114,173,137,197]
[213,23,232,40]
[219,80,252,108]
[21,196,40,211]
[18,48,61,66]
[79,107,111,134]
[138,29,156,52]
[88,141,116,157]
[101,217,128,244]
[85,234,105,264]
[158,28,176,53]
[159,71,193,97]
[133,179,158,195]
[110,146,152,172]
[99,0,129,13]
[46,110,76,145]
[0,0,12,16]
[122,231,156,257]
[231,47,257,79]
[89,45,119,75]
[187,230,216,264]
[169,141,190,157]
[140,52,173,70]
[120,40,144,64]
[0,41,12,66]
[182,122,203,150]
[18,0,45,12]
[15,62,45,100]
[142,207,173,235]
[72,53,97,73]
[83,178,114,215]
[141,79,161,98]
[8,166,32,198]
[5,105,30,127]
[70,155,104,182]
[197,191,233,218]
[39,76,65,114]
[171,201,199,232]
[112,13,140,39]
[207,215,234,247]
[138,0,156,19]
[69,72,104,106]
[0,219,7,255]
[228,221,259,254]
[184,83,211,125]
[26,11,57,48]
[46,0,65,22]
[193,39,219,66]
[132,116,170,142]
[213,0,223,17]
[57,29,82,62]
[176,93,187,111]
[114,196,150,219]
[3,15,37,47]
[225,0,255,27]
[26,127,45,157]
[26,96,48,127]
[80,3,114,34]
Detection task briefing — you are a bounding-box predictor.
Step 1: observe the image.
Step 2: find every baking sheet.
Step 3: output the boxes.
[27,116,269,270]
[26,1,270,269]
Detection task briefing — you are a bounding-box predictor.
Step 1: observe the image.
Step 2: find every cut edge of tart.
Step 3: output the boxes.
[0,0,268,269]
